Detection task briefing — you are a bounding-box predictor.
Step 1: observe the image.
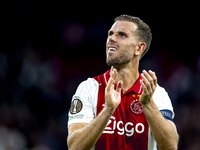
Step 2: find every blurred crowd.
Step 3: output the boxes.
[0,0,200,150]
[0,47,68,150]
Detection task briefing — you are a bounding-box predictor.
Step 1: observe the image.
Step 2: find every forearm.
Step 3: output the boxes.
[142,100,179,150]
[67,106,113,150]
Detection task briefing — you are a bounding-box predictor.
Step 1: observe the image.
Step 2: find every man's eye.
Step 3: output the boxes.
[108,31,113,36]
[119,32,127,37]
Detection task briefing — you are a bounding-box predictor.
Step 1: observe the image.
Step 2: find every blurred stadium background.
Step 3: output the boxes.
[0,0,199,149]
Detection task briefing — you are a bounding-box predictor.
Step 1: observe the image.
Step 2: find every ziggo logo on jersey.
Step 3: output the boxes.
[103,116,145,137]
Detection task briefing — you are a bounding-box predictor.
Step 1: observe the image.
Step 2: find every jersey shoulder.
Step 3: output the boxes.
[93,70,109,87]
[75,78,99,95]
[73,77,100,109]
[68,78,99,126]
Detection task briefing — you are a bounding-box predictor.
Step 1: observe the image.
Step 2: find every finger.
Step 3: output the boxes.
[110,69,117,80]
[142,70,155,90]
[116,80,123,93]
[147,70,157,91]
[107,69,117,91]
[141,72,151,92]
[111,66,114,72]
[148,70,157,86]
[142,70,153,83]
[106,77,114,91]
[140,79,148,94]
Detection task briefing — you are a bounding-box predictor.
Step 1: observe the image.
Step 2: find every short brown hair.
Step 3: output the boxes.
[114,15,152,59]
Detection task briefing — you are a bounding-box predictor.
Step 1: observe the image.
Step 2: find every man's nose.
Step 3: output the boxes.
[108,34,117,43]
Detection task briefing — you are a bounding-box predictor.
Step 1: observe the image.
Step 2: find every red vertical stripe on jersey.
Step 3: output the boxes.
[94,70,149,150]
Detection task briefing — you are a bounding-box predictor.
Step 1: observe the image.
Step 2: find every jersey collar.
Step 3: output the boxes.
[104,70,143,95]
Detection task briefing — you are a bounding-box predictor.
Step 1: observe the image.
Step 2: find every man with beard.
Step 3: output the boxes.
[67,15,179,150]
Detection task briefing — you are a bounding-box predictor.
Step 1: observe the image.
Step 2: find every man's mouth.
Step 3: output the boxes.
[108,47,117,51]
[107,45,118,52]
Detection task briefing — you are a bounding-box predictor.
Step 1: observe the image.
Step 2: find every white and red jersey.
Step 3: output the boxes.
[68,70,174,150]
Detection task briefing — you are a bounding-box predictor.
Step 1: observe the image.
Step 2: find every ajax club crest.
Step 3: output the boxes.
[130,95,143,114]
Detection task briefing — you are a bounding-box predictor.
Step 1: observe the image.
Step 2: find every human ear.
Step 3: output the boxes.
[135,42,146,56]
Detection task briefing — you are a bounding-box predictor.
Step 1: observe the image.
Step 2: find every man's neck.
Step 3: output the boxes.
[111,61,139,93]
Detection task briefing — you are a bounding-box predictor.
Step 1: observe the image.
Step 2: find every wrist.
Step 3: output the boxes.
[104,105,115,115]
[141,98,154,108]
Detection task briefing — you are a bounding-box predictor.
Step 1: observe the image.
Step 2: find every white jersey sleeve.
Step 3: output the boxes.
[153,84,174,118]
[68,78,99,126]
[148,84,175,150]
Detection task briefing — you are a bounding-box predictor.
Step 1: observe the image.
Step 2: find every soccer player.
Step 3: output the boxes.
[67,15,179,150]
